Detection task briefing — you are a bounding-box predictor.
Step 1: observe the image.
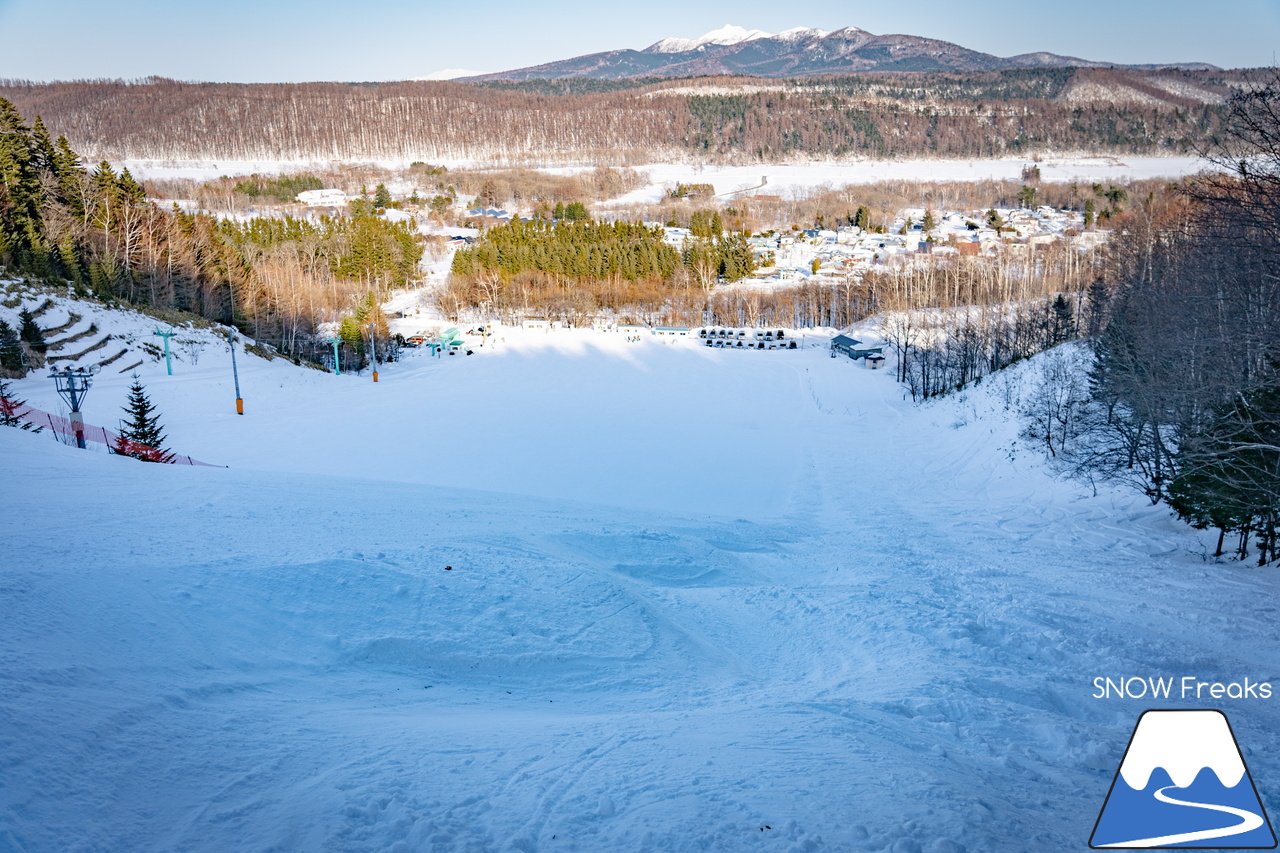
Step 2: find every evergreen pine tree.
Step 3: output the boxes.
[17,309,46,355]
[117,167,146,204]
[0,319,23,374]
[53,136,86,194]
[1046,295,1076,345]
[986,209,1005,234]
[690,210,722,238]
[0,97,44,262]
[29,116,57,175]
[93,161,122,212]
[337,314,366,355]
[715,233,754,282]
[114,375,173,462]
[0,376,41,431]
[58,238,86,288]
[1169,368,1280,563]
[373,183,392,209]
[1168,456,1252,558]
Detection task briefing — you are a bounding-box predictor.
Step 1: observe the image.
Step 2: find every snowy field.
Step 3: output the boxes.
[3,321,1279,852]
[593,157,1212,206]
[118,156,1211,199]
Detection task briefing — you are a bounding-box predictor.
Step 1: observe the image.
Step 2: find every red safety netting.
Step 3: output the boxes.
[1,398,224,467]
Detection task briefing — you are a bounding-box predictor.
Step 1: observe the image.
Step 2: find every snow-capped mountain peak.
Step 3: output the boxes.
[464,23,1215,82]
[646,24,773,54]
[776,27,831,42]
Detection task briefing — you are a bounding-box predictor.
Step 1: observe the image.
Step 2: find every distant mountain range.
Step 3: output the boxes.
[462,24,1218,82]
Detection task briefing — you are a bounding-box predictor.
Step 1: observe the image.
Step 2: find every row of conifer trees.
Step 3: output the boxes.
[0,98,423,362]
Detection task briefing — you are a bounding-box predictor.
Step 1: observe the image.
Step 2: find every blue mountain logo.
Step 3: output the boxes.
[1091,710,1276,848]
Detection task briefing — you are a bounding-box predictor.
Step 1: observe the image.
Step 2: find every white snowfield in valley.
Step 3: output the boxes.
[116,155,1210,192]
[2,319,1279,852]
[599,157,1211,206]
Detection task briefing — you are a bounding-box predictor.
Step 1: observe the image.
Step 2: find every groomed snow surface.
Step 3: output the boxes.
[3,320,1279,852]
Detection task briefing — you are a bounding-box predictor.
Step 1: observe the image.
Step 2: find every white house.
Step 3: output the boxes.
[296,189,347,206]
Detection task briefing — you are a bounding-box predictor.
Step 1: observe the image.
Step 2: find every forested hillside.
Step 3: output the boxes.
[0,68,1246,163]
[0,98,422,367]
[973,71,1280,565]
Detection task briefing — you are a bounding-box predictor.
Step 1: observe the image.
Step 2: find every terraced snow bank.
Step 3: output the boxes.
[2,322,1278,852]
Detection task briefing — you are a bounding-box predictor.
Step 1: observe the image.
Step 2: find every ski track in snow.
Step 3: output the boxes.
[2,323,1279,852]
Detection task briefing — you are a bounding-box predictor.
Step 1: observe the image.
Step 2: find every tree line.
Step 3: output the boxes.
[1014,72,1280,564]
[445,216,757,324]
[865,240,1098,397]
[0,97,422,370]
[0,68,1242,164]
[452,219,680,283]
[440,208,1098,335]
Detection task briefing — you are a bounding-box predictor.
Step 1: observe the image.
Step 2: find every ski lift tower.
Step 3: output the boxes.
[227,328,244,415]
[50,365,98,449]
[328,337,342,376]
[154,326,176,375]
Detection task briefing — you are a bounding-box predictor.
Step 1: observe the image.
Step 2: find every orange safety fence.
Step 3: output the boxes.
[1,398,224,467]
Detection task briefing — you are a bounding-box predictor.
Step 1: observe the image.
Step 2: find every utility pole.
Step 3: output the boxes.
[228,328,243,414]
[50,365,97,449]
[153,326,176,375]
[368,323,379,382]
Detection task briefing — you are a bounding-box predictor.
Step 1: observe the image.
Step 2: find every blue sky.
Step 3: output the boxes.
[0,0,1275,82]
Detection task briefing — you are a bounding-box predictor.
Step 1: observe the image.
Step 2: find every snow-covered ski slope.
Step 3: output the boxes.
[3,323,1279,852]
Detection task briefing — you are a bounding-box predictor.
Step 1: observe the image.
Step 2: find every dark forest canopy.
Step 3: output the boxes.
[0,67,1254,164]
